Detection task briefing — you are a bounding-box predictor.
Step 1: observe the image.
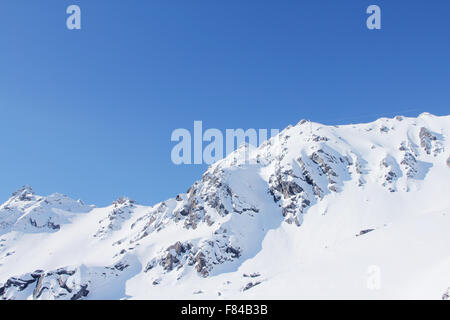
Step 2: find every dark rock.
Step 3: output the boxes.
[243,273,260,278]
[195,252,209,277]
[70,285,89,300]
[152,279,161,285]
[357,229,375,237]
[442,288,449,300]
[226,246,241,259]
[242,281,261,291]
[419,127,436,155]
[6,276,37,291]
[33,274,47,299]
[167,241,191,255]
[114,262,129,271]
[56,268,76,276]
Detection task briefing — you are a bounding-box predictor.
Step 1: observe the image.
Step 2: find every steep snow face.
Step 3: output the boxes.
[1,113,450,300]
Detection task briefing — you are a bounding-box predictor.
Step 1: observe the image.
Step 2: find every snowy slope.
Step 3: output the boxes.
[1,113,449,300]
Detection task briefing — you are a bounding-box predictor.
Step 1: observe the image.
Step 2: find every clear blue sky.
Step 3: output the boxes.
[0,1,449,206]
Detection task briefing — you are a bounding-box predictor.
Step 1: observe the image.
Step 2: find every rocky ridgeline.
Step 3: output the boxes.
[144,228,242,279]
[0,114,448,299]
[120,167,252,278]
[419,127,443,156]
[0,186,91,235]
[0,267,89,300]
[94,197,136,238]
[81,116,450,280]
[0,256,137,300]
[129,116,447,280]
[268,144,352,226]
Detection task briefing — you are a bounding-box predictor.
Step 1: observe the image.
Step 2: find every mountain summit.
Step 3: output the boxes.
[1,114,449,300]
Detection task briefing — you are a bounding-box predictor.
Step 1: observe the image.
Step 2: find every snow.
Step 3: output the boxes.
[0,114,449,300]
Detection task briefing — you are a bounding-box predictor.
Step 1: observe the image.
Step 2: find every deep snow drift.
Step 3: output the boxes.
[1,113,449,300]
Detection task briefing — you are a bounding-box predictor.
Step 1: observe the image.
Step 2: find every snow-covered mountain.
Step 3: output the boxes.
[1,113,449,300]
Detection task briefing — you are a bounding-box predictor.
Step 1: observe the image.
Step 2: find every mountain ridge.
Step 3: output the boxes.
[1,113,449,300]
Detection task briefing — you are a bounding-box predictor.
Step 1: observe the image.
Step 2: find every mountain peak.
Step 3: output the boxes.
[11,185,35,201]
[0,114,449,300]
[419,112,436,118]
[113,197,136,207]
